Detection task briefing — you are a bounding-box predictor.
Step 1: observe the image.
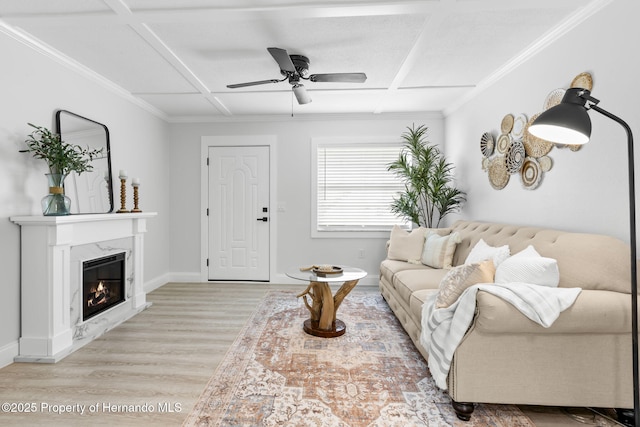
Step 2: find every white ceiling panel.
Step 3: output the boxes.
[11,22,197,93]
[0,0,603,120]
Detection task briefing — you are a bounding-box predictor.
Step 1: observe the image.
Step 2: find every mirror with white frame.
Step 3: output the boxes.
[55,110,113,213]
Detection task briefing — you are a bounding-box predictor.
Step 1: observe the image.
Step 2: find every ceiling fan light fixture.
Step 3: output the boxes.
[292,84,312,104]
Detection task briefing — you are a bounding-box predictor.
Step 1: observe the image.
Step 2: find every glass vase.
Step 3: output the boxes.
[41,173,71,216]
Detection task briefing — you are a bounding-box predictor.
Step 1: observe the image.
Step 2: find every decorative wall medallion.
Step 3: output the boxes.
[488,156,509,190]
[511,113,527,139]
[521,157,542,190]
[570,72,593,91]
[496,133,511,154]
[538,156,553,172]
[544,88,565,110]
[480,132,495,157]
[482,157,489,171]
[501,114,514,133]
[506,140,526,173]
[523,113,554,157]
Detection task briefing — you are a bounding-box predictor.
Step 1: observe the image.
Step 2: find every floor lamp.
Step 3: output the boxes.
[529,87,638,426]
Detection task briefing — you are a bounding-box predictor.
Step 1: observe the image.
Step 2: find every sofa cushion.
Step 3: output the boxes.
[393,268,449,304]
[464,238,510,268]
[436,260,496,308]
[421,231,461,269]
[380,259,431,286]
[411,289,439,321]
[387,225,427,262]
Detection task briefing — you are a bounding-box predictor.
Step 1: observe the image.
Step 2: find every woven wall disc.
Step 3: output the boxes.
[523,113,554,157]
[496,133,511,154]
[538,156,553,172]
[544,88,565,110]
[506,140,526,174]
[480,132,495,157]
[521,157,542,190]
[501,114,514,133]
[569,144,582,152]
[488,156,509,190]
[482,157,489,171]
[511,113,527,140]
[570,72,593,91]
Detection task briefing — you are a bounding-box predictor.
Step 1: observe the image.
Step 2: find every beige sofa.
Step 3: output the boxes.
[379,220,635,421]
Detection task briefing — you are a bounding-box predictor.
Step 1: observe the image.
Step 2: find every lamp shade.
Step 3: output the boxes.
[292,84,312,104]
[528,88,592,145]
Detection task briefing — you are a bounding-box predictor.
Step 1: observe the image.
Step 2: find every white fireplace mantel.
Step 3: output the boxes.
[10,212,157,363]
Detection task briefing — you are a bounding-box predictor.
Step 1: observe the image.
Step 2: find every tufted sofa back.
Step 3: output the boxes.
[449,220,633,294]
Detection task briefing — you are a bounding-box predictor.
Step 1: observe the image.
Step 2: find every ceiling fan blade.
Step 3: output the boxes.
[309,73,367,83]
[267,47,296,73]
[226,79,281,89]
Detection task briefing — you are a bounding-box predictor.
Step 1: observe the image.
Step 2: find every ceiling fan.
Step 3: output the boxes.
[226,47,367,104]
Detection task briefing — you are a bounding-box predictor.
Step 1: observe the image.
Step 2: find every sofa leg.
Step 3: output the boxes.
[615,408,635,426]
[451,400,474,421]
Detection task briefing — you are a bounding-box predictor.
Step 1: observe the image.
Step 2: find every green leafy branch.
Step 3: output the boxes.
[20,123,103,175]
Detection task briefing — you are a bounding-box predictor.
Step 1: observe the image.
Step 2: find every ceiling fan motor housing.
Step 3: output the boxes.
[289,54,310,76]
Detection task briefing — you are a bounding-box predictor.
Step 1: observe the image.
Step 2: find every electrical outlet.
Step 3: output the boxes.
[358,249,365,259]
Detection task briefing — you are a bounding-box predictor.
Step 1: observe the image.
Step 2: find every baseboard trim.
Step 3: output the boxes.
[0,341,19,369]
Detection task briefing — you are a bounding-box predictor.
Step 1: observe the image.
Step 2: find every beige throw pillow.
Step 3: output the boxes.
[421,231,461,269]
[387,225,427,262]
[436,260,496,308]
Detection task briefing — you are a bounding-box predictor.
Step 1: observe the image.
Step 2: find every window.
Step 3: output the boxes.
[312,137,409,238]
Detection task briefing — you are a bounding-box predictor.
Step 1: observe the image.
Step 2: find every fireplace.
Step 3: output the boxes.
[83,253,126,321]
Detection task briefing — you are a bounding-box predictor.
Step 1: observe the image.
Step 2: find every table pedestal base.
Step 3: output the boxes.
[303,319,346,338]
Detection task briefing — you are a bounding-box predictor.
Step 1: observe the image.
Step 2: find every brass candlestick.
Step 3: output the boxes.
[117,176,129,213]
[131,182,142,213]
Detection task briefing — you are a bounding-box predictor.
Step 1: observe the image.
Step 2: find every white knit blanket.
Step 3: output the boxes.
[419,282,582,390]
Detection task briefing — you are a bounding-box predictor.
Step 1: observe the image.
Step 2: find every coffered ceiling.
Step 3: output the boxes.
[0,0,601,121]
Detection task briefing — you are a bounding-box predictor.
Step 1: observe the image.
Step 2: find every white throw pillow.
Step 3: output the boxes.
[464,239,511,268]
[422,231,461,269]
[387,225,427,262]
[495,256,560,287]
[510,245,541,259]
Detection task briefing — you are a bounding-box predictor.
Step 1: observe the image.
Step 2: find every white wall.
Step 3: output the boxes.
[168,115,444,283]
[445,0,639,245]
[0,29,171,366]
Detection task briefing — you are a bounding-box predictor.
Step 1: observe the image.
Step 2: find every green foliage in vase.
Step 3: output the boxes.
[20,123,103,175]
[387,124,466,228]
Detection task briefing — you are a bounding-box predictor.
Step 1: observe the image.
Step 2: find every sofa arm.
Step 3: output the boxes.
[472,289,632,334]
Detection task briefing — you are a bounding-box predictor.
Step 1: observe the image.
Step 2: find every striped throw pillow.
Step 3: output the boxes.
[421,231,461,269]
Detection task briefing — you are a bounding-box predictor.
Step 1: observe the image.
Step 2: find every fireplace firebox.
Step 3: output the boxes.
[83,253,126,321]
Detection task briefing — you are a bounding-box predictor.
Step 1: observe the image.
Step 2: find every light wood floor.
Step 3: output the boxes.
[0,282,621,426]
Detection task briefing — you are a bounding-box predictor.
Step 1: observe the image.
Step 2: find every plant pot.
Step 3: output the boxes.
[42,173,71,216]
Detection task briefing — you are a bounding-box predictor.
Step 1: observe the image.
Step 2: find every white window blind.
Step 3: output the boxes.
[315,142,408,233]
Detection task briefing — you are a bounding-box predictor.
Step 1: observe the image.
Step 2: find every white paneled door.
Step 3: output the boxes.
[208,146,270,281]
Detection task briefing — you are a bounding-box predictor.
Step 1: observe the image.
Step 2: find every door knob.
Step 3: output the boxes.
[256,217,268,222]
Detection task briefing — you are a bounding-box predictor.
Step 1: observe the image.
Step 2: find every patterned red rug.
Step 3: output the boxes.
[183,291,534,426]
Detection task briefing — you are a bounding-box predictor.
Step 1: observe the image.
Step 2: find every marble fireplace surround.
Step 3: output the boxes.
[10,212,156,363]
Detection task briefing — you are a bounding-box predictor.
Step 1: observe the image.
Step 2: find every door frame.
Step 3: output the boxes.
[200,135,277,282]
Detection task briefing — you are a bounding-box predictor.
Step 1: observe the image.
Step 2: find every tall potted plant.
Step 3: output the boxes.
[388,124,466,228]
[21,123,103,215]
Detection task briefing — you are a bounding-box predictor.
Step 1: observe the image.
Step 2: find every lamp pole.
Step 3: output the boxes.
[530,88,638,426]
[588,105,638,427]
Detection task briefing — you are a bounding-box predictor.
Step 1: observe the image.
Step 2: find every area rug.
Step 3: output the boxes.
[183,291,534,427]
